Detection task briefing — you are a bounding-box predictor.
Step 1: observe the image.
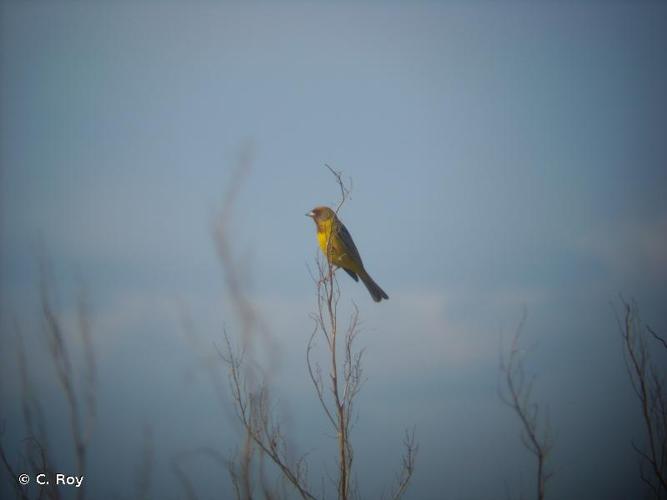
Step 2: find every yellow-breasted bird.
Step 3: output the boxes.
[307,206,388,302]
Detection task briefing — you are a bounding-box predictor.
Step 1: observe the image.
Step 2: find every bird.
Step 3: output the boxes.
[306,206,388,302]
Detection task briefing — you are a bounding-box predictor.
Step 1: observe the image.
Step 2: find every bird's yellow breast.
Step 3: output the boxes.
[316,218,334,255]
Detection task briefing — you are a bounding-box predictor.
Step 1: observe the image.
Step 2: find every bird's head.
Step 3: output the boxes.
[306,206,336,223]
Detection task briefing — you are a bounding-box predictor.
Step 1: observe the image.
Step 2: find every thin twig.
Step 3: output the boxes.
[616,299,667,497]
[499,311,553,500]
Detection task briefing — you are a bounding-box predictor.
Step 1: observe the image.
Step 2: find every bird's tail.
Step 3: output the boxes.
[358,270,389,302]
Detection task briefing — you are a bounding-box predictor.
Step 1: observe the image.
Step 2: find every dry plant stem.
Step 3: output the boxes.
[214,151,304,499]
[171,457,200,500]
[619,299,667,498]
[319,257,347,500]
[307,164,415,500]
[15,319,51,454]
[330,268,350,500]
[500,313,553,500]
[0,443,30,500]
[1,268,95,500]
[219,334,316,500]
[171,448,231,500]
[390,428,418,500]
[40,272,96,500]
[319,165,353,499]
[2,323,59,500]
[135,426,154,500]
[647,325,667,351]
[214,155,265,355]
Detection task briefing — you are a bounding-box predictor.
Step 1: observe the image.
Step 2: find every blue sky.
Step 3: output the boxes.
[1,1,666,499]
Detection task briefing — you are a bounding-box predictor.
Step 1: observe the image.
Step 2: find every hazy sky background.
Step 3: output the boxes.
[1,1,666,499]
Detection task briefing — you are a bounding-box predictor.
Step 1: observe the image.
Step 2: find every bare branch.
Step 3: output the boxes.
[171,455,201,500]
[307,327,337,430]
[135,425,154,500]
[648,325,667,351]
[76,286,97,450]
[324,164,350,215]
[39,267,95,500]
[1,266,96,500]
[218,331,317,500]
[499,311,553,500]
[390,428,419,500]
[0,434,30,500]
[616,298,667,497]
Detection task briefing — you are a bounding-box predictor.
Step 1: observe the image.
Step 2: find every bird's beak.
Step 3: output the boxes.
[306,211,314,218]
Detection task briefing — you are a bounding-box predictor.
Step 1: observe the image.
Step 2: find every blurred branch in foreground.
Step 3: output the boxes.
[211,149,314,499]
[219,332,315,500]
[1,264,96,500]
[40,267,96,500]
[617,298,667,499]
[499,311,553,500]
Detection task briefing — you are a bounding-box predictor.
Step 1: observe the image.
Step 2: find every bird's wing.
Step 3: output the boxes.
[343,268,359,282]
[337,221,364,266]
